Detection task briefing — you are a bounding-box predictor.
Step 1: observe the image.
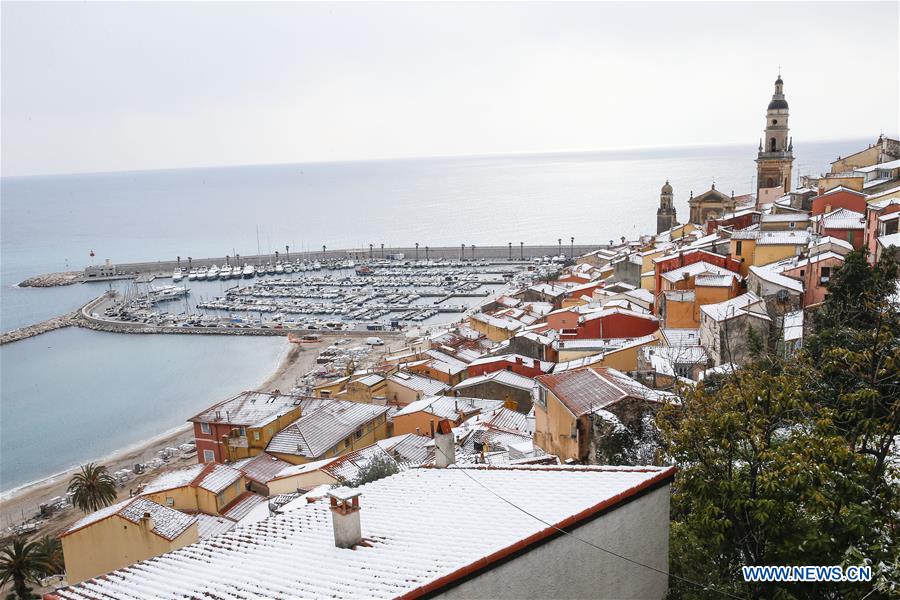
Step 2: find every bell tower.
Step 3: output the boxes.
[656,180,677,234]
[755,73,794,202]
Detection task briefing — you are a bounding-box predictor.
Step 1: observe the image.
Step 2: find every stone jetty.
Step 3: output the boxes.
[18,271,84,287]
[0,310,80,345]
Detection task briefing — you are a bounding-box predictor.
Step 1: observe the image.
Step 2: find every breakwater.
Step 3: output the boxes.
[0,310,81,345]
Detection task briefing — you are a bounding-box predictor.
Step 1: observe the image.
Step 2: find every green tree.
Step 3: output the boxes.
[32,536,63,577]
[67,463,118,513]
[347,453,399,488]
[0,537,43,600]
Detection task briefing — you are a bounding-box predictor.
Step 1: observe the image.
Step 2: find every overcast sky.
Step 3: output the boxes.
[2,1,898,177]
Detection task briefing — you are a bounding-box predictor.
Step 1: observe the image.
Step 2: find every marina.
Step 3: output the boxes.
[90,258,553,333]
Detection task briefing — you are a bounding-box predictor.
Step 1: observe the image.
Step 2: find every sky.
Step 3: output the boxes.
[2,1,898,177]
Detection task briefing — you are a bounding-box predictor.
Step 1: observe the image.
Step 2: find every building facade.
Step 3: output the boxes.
[755,75,794,201]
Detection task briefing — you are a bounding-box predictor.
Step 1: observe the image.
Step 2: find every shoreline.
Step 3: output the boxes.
[0,336,305,531]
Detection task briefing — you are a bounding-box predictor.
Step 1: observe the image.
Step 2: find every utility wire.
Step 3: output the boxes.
[434,444,746,600]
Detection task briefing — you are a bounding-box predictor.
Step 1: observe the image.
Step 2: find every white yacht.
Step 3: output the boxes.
[207,265,219,280]
[242,264,255,279]
[283,263,294,274]
[172,268,184,282]
[187,269,198,281]
[219,266,232,280]
[275,263,284,275]
[197,267,208,280]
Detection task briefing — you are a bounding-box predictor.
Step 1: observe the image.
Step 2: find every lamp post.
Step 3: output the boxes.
[425,246,429,260]
[471,245,475,260]
[461,244,465,260]
[369,243,373,259]
[520,242,524,260]
[508,242,512,260]
[322,245,326,259]
[570,237,574,258]
[177,256,181,268]
[380,243,384,258]
[285,245,290,262]
[558,238,562,257]
[415,242,419,261]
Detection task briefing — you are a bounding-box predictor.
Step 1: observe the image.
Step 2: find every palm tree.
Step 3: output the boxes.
[0,537,43,599]
[67,463,118,513]
[33,536,64,577]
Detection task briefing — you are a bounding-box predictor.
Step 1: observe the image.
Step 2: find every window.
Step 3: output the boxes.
[770,138,776,152]
[200,422,211,435]
[203,449,215,462]
[847,231,854,245]
[735,241,743,255]
[536,386,547,409]
[344,439,351,449]
[355,428,363,439]
[239,427,246,436]
[789,221,795,229]
[253,431,260,441]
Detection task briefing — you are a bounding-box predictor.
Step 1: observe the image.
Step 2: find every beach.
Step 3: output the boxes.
[0,334,338,538]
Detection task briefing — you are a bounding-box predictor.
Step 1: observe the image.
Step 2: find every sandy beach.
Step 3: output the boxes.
[0,334,340,538]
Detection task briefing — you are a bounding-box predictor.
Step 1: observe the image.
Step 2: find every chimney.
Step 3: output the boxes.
[140,511,154,532]
[434,419,456,468]
[328,488,362,549]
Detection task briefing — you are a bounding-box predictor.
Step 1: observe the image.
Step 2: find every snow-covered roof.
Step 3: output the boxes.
[580,306,659,323]
[376,434,433,466]
[660,261,732,283]
[748,265,804,293]
[221,492,267,521]
[555,334,657,352]
[536,368,668,417]
[421,349,468,375]
[821,207,865,230]
[141,464,207,495]
[699,292,771,323]
[640,346,708,377]
[695,273,737,287]
[51,465,675,600]
[195,513,237,539]
[393,396,504,420]
[452,369,536,393]
[760,213,810,223]
[232,452,294,484]
[189,391,302,428]
[63,496,196,542]
[354,374,386,388]
[660,328,700,346]
[783,310,804,342]
[878,232,900,249]
[467,353,553,372]
[266,399,389,459]
[387,371,450,396]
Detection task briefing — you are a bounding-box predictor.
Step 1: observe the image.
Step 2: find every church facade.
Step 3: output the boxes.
[687,184,737,224]
[755,75,795,202]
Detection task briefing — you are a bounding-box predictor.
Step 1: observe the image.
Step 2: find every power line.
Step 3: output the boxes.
[433,445,746,600]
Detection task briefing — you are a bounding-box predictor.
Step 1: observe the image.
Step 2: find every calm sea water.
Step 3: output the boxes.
[0,141,865,492]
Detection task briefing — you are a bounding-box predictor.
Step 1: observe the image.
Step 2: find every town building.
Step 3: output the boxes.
[385,371,450,405]
[188,391,303,464]
[533,367,668,463]
[698,292,771,366]
[687,185,737,225]
[451,369,536,412]
[265,398,390,464]
[59,496,198,584]
[391,396,504,437]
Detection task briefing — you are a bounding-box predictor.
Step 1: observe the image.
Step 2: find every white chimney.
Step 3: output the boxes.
[140,511,154,532]
[328,488,362,549]
[434,419,456,468]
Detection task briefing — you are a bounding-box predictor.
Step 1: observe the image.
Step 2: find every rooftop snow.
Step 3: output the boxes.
[52,465,675,600]
[536,368,666,417]
[266,399,389,459]
[189,391,301,428]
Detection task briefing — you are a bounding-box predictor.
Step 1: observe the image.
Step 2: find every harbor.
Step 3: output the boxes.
[17,243,600,288]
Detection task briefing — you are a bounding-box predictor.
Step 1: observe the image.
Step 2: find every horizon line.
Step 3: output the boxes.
[0,134,880,180]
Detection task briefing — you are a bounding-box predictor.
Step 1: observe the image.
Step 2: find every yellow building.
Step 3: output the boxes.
[340,374,387,402]
[554,334,659,370]
[730,230,810,276]
[533,367,667,463]
[468,312,522,342]
[391,396,503,437]
[265,398,390,465]
[60,496,197,583]
[140,462,247,517]
[386,371,450,405]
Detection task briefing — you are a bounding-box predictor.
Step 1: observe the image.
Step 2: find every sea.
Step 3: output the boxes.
[0,139,866,494]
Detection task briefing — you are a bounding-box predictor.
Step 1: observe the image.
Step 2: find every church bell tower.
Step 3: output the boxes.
[657,180,677,234]
[755,73,794,201]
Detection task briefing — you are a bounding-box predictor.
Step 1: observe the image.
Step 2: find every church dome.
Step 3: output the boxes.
[768,98,789,110]
[661,180,673,194]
